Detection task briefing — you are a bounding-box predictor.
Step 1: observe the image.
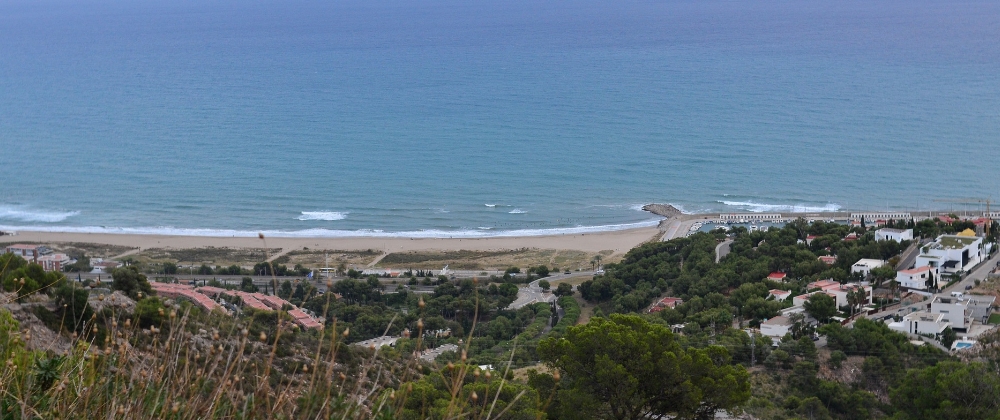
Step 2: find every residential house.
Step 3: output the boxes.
[648,297,683,313]
[888,312,950,336]
[768,289,792,302]
[818,255,837,265]
[931,296,973,331]
[760,316,793,343]
[916,234,984,273]
[896,266,939,290]
[804,279,872,308]
[875,228,913,243]
[767,272,788,283]
[851,259,887,276]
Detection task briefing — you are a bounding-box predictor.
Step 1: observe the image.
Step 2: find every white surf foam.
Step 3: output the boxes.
[719,200,841,213]
[508,209,527,214]
[485,204,497,207]
[0,205,80,223]
[296,211,348,221]
[0,219,661,239]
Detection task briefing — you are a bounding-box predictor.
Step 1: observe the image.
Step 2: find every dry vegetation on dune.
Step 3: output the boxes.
[276,249,383,268]
[379,249,618,271]
[130,247,281,267]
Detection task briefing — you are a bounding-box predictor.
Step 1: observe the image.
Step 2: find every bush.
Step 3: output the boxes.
[828,350,847,369]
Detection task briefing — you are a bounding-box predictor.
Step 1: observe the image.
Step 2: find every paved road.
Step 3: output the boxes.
[942,250,1000,295]
[715,240,733,263]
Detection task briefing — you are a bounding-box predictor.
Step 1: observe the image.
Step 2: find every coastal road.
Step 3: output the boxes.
[715,240,733,263]
[505,271,594,310]
[941,250,1000,295]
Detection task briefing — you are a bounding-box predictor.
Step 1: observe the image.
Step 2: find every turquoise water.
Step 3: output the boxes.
[1,0,999,237]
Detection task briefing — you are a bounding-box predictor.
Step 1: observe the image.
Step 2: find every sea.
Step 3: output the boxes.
[1,0,998,238]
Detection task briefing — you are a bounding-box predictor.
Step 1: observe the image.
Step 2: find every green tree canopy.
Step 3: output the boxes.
[538,314,750,420]
[110,266,153,300]
[890,361,1000,420]
[803,293,837,323]
[554,282,574,296]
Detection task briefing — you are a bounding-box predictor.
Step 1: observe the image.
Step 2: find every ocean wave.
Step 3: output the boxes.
[296,211,348,221]
[0,205,80,223]
[508,209,527,214]
[485,204,496,207]
[0,219,661,239]
[719,200,841,213]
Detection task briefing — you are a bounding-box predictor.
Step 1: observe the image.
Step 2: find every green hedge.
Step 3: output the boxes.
[550,296,581,335]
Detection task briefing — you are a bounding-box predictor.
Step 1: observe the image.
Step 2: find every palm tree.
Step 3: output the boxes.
[593,255,603,271]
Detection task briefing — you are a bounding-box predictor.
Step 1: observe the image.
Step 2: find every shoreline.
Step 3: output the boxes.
[0,207,987,256]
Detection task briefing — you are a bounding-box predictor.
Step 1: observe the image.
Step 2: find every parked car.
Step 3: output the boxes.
[965,285,973,290]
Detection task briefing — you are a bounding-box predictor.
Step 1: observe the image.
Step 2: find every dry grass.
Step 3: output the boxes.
[572,295,595,326]
[130,247,280,267]
[0,267,553,419]
[378,249,620,271]
[279,249,382,268]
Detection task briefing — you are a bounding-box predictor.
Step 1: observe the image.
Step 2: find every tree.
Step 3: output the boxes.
[535,265,550,277]
[554,282,574,296]
[162,262,178,275]
[278,280,293,299]
[846,288,868,317]
[240,277,258,293]
[111,266,153,300]
[941,327,957,348]
[538,279,550,291]
[135,297,166,328]
[53,283,93,333]
[538,314,750,420]
[803,293,837,323]
[198,264,214,275]
[890,361,1000,420]
[2,262,66,302]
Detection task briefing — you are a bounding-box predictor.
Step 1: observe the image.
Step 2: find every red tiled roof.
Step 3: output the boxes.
[151,283,219,312]
[900,266,933,275]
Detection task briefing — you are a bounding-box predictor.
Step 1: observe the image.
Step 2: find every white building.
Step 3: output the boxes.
[719,213,782,222]
[850,212,911,221]
[760,316,793,343]
[931,296,974,330]
[875,228,913,243]
[896,265,939,290]
[768,289,792,302]
[851,259,887,276]
[888,312,951,336]
[917,234,984,273]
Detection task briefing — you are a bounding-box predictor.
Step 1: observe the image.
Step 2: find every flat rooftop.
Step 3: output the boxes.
[935,236,980,250]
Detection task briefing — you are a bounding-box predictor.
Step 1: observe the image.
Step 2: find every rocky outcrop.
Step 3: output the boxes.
[642,204,684,218]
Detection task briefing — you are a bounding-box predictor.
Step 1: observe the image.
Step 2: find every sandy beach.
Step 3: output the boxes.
[0,227,662,256]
